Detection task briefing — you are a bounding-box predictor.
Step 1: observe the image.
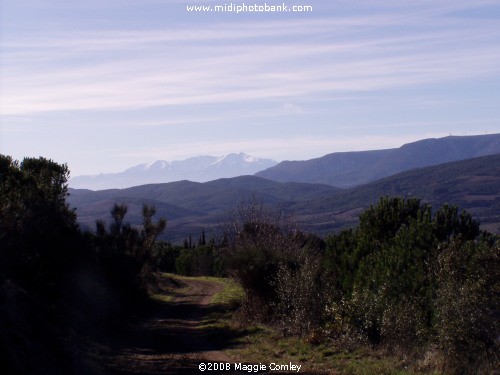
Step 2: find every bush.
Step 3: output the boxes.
[175,244,224,276]
[227,245,281,319]
[224,198,316,322]
[380,298,429,355]
[152,242,181,273]
[273,254,330,337]
[435,238,499,374]
[93,203,166,301]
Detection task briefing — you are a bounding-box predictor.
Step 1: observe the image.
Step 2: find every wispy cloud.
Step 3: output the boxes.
[3,18,500,116]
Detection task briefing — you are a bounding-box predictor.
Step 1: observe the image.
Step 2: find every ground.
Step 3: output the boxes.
[94,275,242,374]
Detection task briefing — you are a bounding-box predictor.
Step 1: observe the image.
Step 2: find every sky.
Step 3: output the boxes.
[1,0,500,176]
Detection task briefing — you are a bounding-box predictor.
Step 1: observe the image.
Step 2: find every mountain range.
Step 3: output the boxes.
[257,133,500,187]
[71,134,500,191]
[68,152,500,242]
[69,153,278,190]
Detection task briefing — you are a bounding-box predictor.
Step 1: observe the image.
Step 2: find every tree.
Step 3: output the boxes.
[0,155,77,295]
[94,203,167,298]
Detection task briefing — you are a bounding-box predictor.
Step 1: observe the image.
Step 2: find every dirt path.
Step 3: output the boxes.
[101,275,241,374]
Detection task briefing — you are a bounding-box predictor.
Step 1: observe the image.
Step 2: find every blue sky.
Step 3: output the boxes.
[1,0,500,175]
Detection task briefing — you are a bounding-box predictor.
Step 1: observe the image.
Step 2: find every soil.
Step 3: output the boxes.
[95,275,241,374]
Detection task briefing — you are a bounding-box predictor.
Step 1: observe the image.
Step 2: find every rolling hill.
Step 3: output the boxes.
[294,153,500,235]
[68,176,341,242]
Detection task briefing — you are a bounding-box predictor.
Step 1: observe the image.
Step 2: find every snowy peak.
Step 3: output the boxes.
[144,160,170,170]
[69,153,278,190]
[210,153,264,167]
[243,154,257,163]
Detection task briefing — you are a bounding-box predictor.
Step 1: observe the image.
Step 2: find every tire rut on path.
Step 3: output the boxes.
[102,276,238,374]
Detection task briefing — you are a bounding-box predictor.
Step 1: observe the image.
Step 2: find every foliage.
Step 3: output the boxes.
[435,237,499,373]
[0,155,78,296]
[175,243,225,276]
[152,242,181,273]
[222,195,498,372]
[149,228,227,277]
[0,155,169,373]
[224,197,326,328]
[93,203,166,299]
[273,254,331,337]
[324,197,482,349]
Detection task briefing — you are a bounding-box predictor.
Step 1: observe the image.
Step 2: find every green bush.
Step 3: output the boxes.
[227,244,281,319]
[175,244,224,276]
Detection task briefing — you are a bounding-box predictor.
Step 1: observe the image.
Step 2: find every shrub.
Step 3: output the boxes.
[175,244,224,276]
[435,238,499,374]
[94,203,166,300]
[152,242,181,273]
[273,254,330,337]
[227,244,281,320]
[225,198,314,322]
[380,298,429,355]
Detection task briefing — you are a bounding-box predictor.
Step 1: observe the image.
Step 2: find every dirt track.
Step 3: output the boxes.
[102,276,238,374]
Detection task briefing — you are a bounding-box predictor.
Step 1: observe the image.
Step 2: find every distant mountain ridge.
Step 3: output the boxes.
[255,134,500,187]
[70,153,278,190]
[68,153,500,242]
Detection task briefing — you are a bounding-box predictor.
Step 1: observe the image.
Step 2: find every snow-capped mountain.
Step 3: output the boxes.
[69,153,278,190]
